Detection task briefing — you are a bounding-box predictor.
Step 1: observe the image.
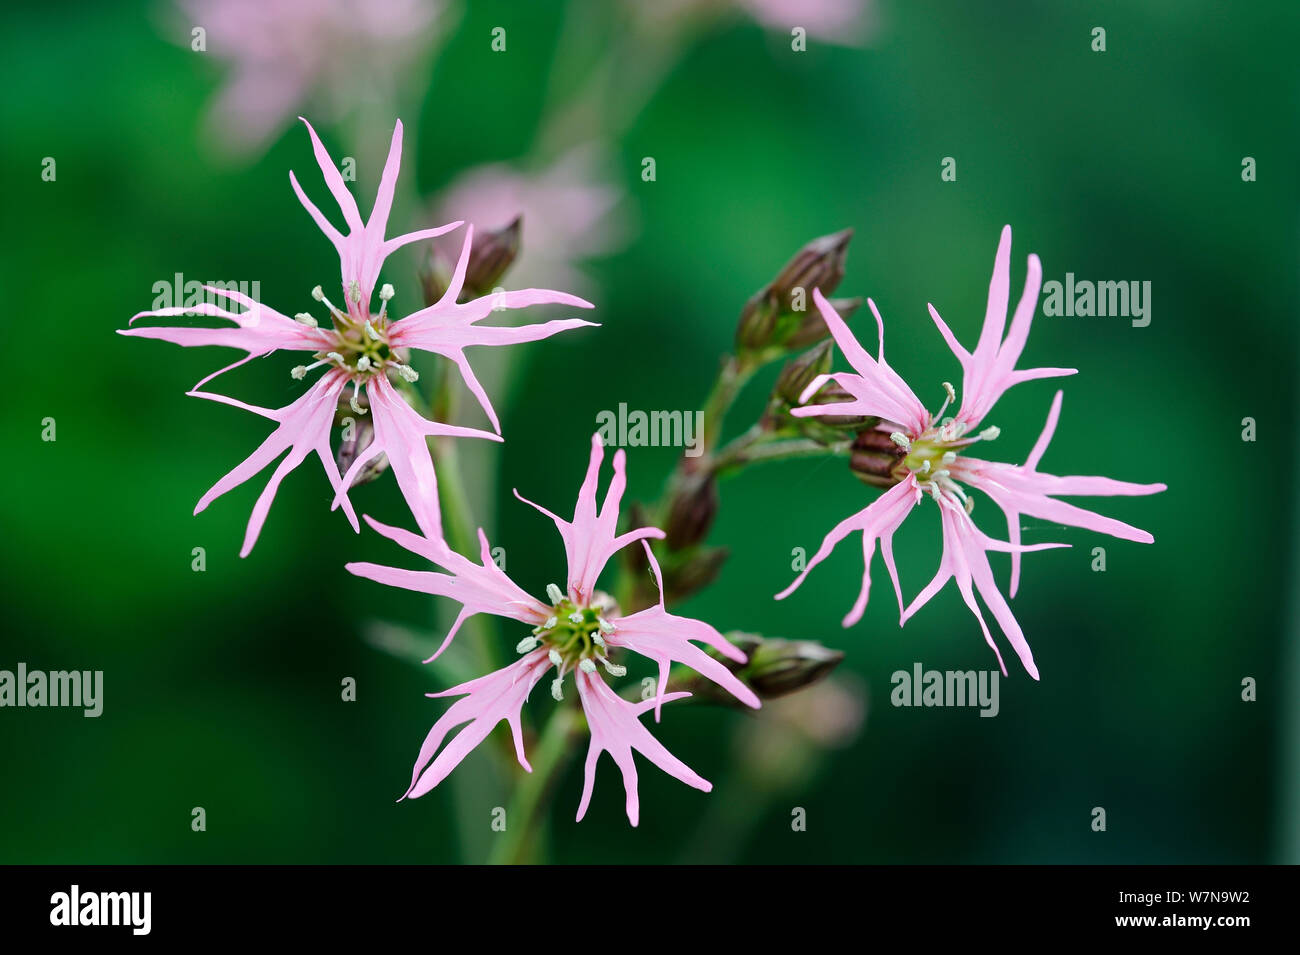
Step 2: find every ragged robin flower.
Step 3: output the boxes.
[121,118,594,554]
[346,435,760,825]
[777,226,1166,679]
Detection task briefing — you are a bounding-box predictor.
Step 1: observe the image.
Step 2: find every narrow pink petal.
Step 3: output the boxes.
[379,221,463,259]
[576,671,709,827]
[974,224,1013,360]
[289,169,346,253]
[406,651,552,799]
[298,117,363,231]
[366,120,404,241]
[776,478,920,629]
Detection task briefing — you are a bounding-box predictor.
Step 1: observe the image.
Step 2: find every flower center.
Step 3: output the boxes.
[289,283,418,412]
[516,585,624,700]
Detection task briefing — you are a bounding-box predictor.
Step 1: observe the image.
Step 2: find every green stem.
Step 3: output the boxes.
[699,355,756,456]
[487,705,581,865]
[711,432,851,477]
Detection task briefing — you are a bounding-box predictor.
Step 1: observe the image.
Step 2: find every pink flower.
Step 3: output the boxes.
[778,226,1166,679]
[347,435,760,825]
[122,119,594,554]
[642,0,876,45]
[176,0,450,157]
[736,0,875,42]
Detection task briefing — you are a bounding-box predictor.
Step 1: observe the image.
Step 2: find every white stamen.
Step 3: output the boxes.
[293,312,318,327]
[365,320,381,341]
[356,356,373,373]
[516,637,538,654]
[964,497,976,515]
[312,287,348,323]
[348,279,361,304]
[917,460,931,475]
[546,584,564,604]
[349,382,367,416]
[326,351,346,365]
[548,649,563,667]
[544,616,558,630]
[979,426,1001,441]
[550,677,564,702]
[291,357,329,380]
[598,656,627,678]
[597,617,615,633]
[568,611,584,624]
[579,658,597,674]
[941,451,957,465]
[380,283,395,301]
[889,431,912,451]
[396,364,420,383]
[591,632,606,648]
[933,381,955,423]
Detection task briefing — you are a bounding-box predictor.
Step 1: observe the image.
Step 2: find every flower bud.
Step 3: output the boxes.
[848,428,907,488]
[739,635,846,700]
[767,228,852,311]
[462,215,522,299]
[664,469,719,550]
[735,228,853,353]
[667,632,844,704]
[771,340,834,407]
[665,546,729,605]
[417,216,522,307]
[335,401,389,488]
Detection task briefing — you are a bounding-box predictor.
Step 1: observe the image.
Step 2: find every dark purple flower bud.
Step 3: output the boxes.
[664,469,719,550]
[735,229,853,353]
[848,427,907,488]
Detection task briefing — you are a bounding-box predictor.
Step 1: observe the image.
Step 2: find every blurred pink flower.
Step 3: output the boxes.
[643,0,875,45]
[122,118,593,554]
[737,0,874,41]
[176,0,449,155]
[778,226,1166,679]
[348,435,759,825]
[431,146,628,295]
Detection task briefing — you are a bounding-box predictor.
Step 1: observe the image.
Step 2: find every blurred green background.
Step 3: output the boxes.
[2,0,1295,863]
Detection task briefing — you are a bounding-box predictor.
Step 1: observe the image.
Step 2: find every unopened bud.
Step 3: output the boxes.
[767,229,852,312]
[740,636,845,700]
[735,229,853,353]
[463,216,521,299]
[772,340,834,407]
[668,632,844,704]
[665,546,729,605]
[848,428,907,488]
[335,400,389,488]
[664,469,718,550]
